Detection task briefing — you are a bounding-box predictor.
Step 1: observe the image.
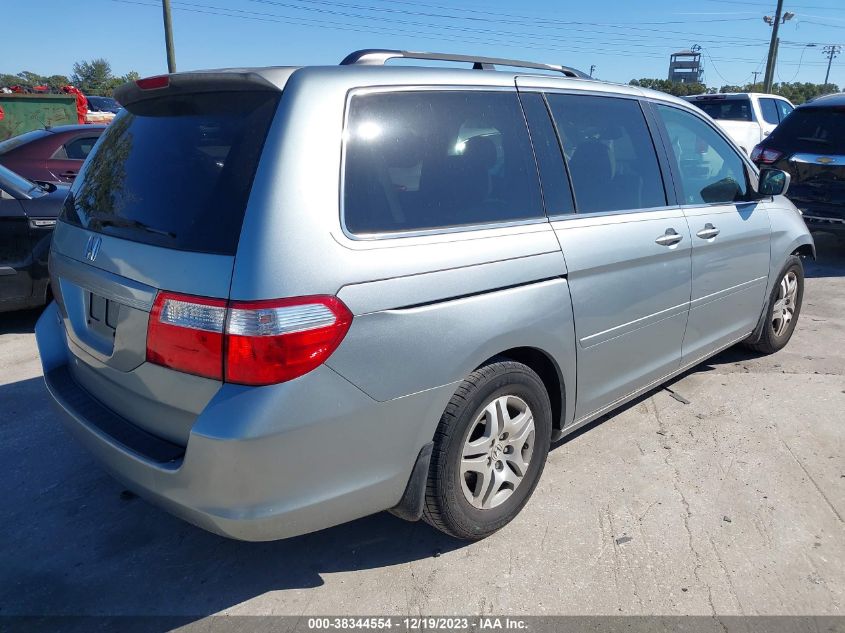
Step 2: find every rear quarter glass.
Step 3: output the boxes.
[342,90,544,235]
[61,91,280,255]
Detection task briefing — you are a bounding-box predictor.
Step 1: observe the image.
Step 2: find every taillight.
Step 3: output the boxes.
[751,145,783,164]
[146,292,352,386]
[225,296,352,386]
[147,292,227,380]
[136,75,169,90]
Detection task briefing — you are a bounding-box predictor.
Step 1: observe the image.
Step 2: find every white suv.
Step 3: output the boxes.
[684,93,795,155]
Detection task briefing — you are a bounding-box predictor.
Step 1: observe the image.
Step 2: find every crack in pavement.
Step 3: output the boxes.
[777,435,844,525]
[651,395,719,617]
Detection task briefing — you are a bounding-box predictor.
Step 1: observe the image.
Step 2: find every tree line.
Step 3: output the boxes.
[4,60,839,104]
[1,59,139,96]
[628,78,840,104]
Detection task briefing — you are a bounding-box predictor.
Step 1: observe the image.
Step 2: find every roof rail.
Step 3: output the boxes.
[340,49,590,79]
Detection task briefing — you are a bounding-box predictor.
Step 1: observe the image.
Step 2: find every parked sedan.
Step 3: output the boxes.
[0,164,66,312]
[0,124,106,184]
[751,92,845,240]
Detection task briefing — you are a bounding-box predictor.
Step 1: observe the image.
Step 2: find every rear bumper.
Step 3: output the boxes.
[36,302,453,541]
[802,215,845,235]
[792,201,845,234]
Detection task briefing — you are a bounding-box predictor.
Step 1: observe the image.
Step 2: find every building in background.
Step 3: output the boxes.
[668,49,704,84]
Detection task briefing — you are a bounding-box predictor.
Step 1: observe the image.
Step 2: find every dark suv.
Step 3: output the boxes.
[751,92,845,238]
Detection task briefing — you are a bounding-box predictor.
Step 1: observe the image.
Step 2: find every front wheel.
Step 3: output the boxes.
[423,360,552,540]
[745,255,804,354]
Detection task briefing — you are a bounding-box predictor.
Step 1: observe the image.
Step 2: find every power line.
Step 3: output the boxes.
[246,0,769,46]
[107,0,834,81]
[106,0,688,61]
[700,47,732,83]
[704,0,844,10]
[783,43,817,81]
[111,0,764,57]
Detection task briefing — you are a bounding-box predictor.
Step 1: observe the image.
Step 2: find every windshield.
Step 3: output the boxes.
[768,107,845,152]
[690,98,753,122]
[0,129,51,155]
[62,90,280,255]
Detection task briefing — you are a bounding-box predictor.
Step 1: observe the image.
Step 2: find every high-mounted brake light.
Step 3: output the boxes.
[750,145,783,164]
[146,292,353,386]
[136,75,170,90]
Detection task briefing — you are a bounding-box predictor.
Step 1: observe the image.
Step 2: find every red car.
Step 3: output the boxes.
[0,124,106,184]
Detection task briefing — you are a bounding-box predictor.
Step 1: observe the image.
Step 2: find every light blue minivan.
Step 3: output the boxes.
[36,50,814,541]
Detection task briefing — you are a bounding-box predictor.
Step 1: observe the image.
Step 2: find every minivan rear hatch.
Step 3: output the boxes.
[50,70,289,446]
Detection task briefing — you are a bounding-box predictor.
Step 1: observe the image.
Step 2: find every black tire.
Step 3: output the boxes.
[422,360,552,540]
[745,255,804,354]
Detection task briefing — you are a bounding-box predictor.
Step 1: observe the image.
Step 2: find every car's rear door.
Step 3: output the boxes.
[517,79,692,422]
[0,193,32,303]
[46,133,101,182]
[651,102,771,364]
[758,97,783,140]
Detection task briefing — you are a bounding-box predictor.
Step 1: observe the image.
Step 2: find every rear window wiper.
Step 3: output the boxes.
[89,216,176,238]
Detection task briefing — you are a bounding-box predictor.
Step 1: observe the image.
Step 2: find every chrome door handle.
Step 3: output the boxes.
[655,228,683,246]
[696,223,720,240]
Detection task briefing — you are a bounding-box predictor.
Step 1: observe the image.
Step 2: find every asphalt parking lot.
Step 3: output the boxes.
[0,234,843,621]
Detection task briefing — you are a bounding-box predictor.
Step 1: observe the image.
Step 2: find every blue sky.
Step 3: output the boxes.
[3,0,844,87]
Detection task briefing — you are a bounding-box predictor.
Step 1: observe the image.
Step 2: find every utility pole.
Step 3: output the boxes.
[763,0,785,93]
[823,45,841,85]
[162,0,177,73]
[772,37,780,86]
[752,70,761,85]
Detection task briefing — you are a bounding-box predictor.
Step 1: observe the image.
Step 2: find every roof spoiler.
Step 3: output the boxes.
[340,49,590,79]
[115,70,280,106]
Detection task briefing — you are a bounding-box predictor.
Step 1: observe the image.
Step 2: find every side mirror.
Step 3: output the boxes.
[700,177,742,204]
[757,168,791,197]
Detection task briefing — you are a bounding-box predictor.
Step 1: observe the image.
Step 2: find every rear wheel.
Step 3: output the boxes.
[745,255,804,354]
[423,360,552,540]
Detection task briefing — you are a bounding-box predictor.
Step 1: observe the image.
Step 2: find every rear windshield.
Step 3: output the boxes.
[62,91,280,255]
[690,98,753,122]
[768,107,845,152]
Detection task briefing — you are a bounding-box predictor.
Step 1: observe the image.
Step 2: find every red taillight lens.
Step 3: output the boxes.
[225,296,353,386]
[147,292,227,380]
[751,145,783,164]
[136,75,169,90]
[146,292,353,386]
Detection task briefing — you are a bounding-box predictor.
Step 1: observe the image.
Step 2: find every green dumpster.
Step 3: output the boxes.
[0,94,78,141]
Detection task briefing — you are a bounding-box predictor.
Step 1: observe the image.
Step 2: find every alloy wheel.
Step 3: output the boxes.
[459,395,536,510]
[772,270,798,337]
